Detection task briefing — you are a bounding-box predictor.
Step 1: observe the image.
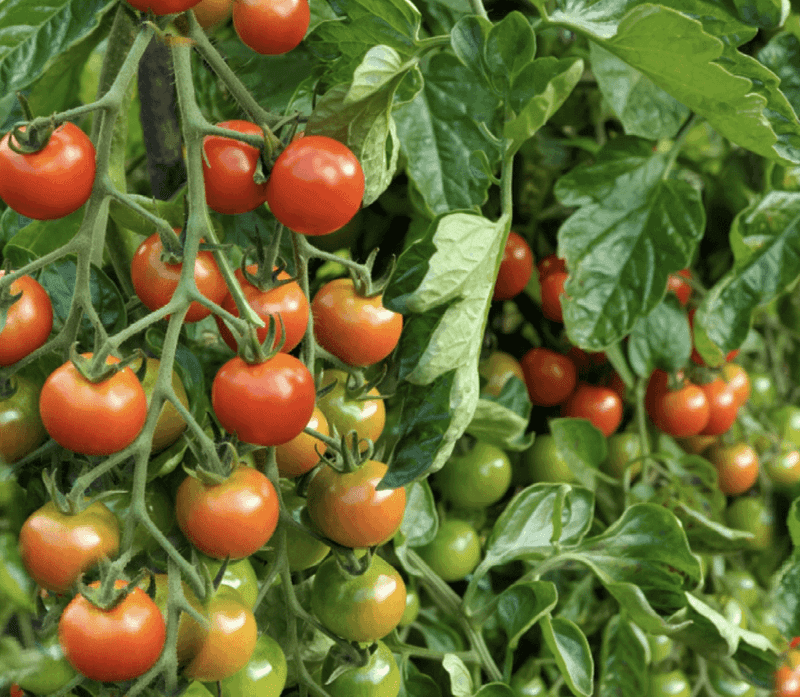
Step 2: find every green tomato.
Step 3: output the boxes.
[416,519,481,582]
[0,375,47,465]
[510,663,547,697]
[724,569,760,609]
[765,443,800,489]
[524,435,576,484]
[647,633,673,664]
[258,490,329,571]
[17,631,77,695]
[648,669,690,697]
[435,441,512,509]
[0,464,26,534]
[724,497,775,551]
[399,586,420,627]
[707,666,755,697]
[748,372,776,410]
[104,482,175,554]
[719,595,747,629]
[201,554,260,608]
[321,641,400,697]
[772,405,800,449]
[205,633,287,697]
[602,432,643,479]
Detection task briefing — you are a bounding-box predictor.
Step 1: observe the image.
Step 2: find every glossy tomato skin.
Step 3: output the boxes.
[212,354,315,446]
[775,650,800,697]
[707,443,759,496]
[19,501,119,593]
[208,633,287,697]
[127,0,201,13]
[0,123,95,220]
[540,270,567,322]
[312,278,402,367]
[233,0,310,55]
[316,369,385,449]
[59,580,166,682]
[192,0,233,27]
[131,232,228,323]
[435,441,511,509]
[306,460,406,548]
[0,375,47,463]
[266,135,365,236]
[0,272,53,366]
[721,363,750,407]
[725,496,774,550]
[216,265,309,353]
[479,350,524,397]
[699,378,739,436]
[183,585,258,682]
[666,268,692,306]
[258,490,330,571]
[602,432,643,479]
[493,231,534,301]
[561,383,623,437]
[39,354,148,456]
[537,254,566,279]
[321,640,400,697]
[520,347,577,406]
[276,406,329,478]
[416,519,481,582]
[649,670,690,697]
[647,381,710,438]
[202,121,268,214]
[152,573,207,665]
[176,464,278,560]
[200,554,260,608]
[766,445,800,489]
[524,434,576,483]
[311,554,406,642]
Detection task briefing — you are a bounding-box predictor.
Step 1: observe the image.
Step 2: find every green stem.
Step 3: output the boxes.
[662,113,700,180]
[468,0,490,19]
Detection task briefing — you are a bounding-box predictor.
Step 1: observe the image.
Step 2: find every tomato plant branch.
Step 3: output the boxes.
[468,0,490,19]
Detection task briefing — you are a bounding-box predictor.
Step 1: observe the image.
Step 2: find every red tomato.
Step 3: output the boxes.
[706,443,759,496]
[265,135,365,236]
[540,271,567,322]
[59,580,165,682]
[276,406,329,477]
[233,0,310,55]
[126,0,201,13]
[0,271,53,366]
[202,120,269,215]
[0,123,95,220]
[493,231,534,301]
[537,254,567,279]
[520,347,577,406]
[647,381,710,438]
[306,460,406,548]
[666,268,692,306]
[215,265,309,353]
[775,649,800,697]
[312,278,403,367]
[699,378,739,436]
[566,346,607,375]
[561,383,623,437]
[39,354,148,456]
[212,354,315,446]
[131,232,228,323]
[721,362,750,407]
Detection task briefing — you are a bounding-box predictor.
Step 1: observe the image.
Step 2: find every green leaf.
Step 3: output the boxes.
[485,12,536,88]
[108,192,186,237]
[788,496,800,548]
[589,42,689,140]
[733,639,779,689]
[495,580,558,649]
[475,685,516,697]
[695,192,800,364]
[400,661,443,697]
[442,654,473,697]
[551,417,607,487]
[541,615,594,697]
[597,615,648,697]
[758,33,800,120]
[450,15,493,84]
[3,208,82,258]
[555,137,704,350]
[394,54,503,215]
[766,547,800,640]
[627,296,692,376]
[0,532,34,611]
[730,0,788,28]
[399,479,439,547]
[467,378,533,451]
[673,503,755,553]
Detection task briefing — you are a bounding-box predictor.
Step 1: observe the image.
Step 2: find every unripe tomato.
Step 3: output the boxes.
[649,670,690,697]
[748,372,776,410]
[724,569,760,609]
[706,443,759,496]
[493,231,534,301]
[435,441,512,509]
[258,490,330,571]
[520,347,577,406]
[0,376,47,464]
[540,271,567,322]
[233,0,310,55]
[132,356,189,452]
[275,407,329,478]
[316,369,385,450]
[725,496,774,551]
[206,633,287,697]
[479,350,525,397]
[17,630,76,695]
[561,383,623,437]
[416,519,481,582]
[399,586,420,627]
[0,271,53,366]
[766,444,800,489]
[647,633,673,664]
[199,555,260,608]
[524,434,576,484]
[773,405,800,449]
[320,640,400,697]
[602,432,643,478]
[104,483,175,554]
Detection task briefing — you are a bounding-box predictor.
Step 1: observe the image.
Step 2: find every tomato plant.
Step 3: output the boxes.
[666,268,692,306]
[540,270,567,322]
[698,378,739,436]
[416,518,481,582]
[191,0,233,28]
[232,0,310,55]
[152,573,207,666]
[316,369,385,449]
[536,254,566,279]
[524,434,576,484]
[646,378,709,438]
[275,406,329,477]
[520,347,576,406]
[199,555,260,608]
[0,376,47,464]
[320,641,400,697]
[493,231,534,301]
[16,630,76,695]
[478,350,524,397]
[127,0,201,12]
[602,432,642,479]
[725,496,774,550]
[561,383,623,437]
[258,489,329,571]
[434,440,511,509]
[209,632,287,697]
[134,356,189,452]
[0,272,53,366]
[706,443,759,496]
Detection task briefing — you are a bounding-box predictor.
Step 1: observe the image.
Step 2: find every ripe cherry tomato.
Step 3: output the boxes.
[435,441,511,509]
[266,135,365,236]
[647,379,709,438]
[721,362,750,407]
[775,649,800,697]
[233,0,310,55]
[479,350,524,397]
[493,231,534,301]
[59,579,165,682]
[537,254,566,279]
[202,121,269,214]
[666,268,692,306]
[39,354,147,456]
[19,501,119,593]
[216,265,309,353]
[209,633,287,696]
[311,554,406,642]
[725,496,774,550]
[699,378,738,436]
[312,278,402,367]
[706,443,759,496]
[258,489,329,571]
[316,369,385,450]
[131,232,228,323]
[0,123,95,220]
[306,459,406,548]
[520,347,577,406]
[183,585,257,682]
[0,375,47,463]
[416,519,481,582]
[275,407,329,478]
[192,0,233,28]
[176,463,279,559]
[540,270,567,322]
[561,383,623,437]
[524,434,576,483]
[126,0,201,13]
[0,271,53,366]
[321,640,400,697]
[212,353,315,446]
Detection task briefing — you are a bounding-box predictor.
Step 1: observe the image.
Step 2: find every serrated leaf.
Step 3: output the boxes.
[442,654,473,697]
[597,615,648,697]
[628,296,692,376]
[399,479,439,547]
[495,581,558,649]
[541,615,594,697]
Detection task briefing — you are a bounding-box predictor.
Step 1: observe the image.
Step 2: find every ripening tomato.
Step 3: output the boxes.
[207,633,287,697]
[266,135,365,236]
[493,231,534,301]
[216,265,309,353]
[0,375,47,464]
[0,123,96,220]
[706,443,759,496]
[666,268,692,306]
[699,378,739,436]
[316,369,385,450]
[192,0,233,28]
[233,0,310,55]
[132,356,189,453]
[127,0,201,13]
[766,444,800,489]
[540,271,567,322]
[721,362,750,407]
[312,278,403,367]
[775,649,800,697]
[479,350,525,397]
[131,232,228,323]
[306,459,406,548]
[258,490,330,571]
[151,573,207,665]
[647,379,710,438]
[176,463,279,559]
[321,640,400,697]
[39,354,148,456]
[0,271,53,366]
[561,383,623,437]
[275,407,328,478]
[59,579,165,682]
[520,347,577,406]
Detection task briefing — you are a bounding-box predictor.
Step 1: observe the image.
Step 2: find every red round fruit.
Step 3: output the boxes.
[212,354,315,446]
[540,271,567,322]
[561,383,623,437]
[667,269,692,306]
[275,407,329,478]
[131,232,228,323]
[520,347,577,406]
[216,265,309,353]
[537,254,567,279]
[721,363,750,408]
[699,378,739,436]
[493,231,534,301]
[0,123,95,220]
[265,135,365,236]
[706,443,759,496]
[647,381,710,438]
[0,271,53,366]
[775,650,800,697]
[233,0,310,55]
